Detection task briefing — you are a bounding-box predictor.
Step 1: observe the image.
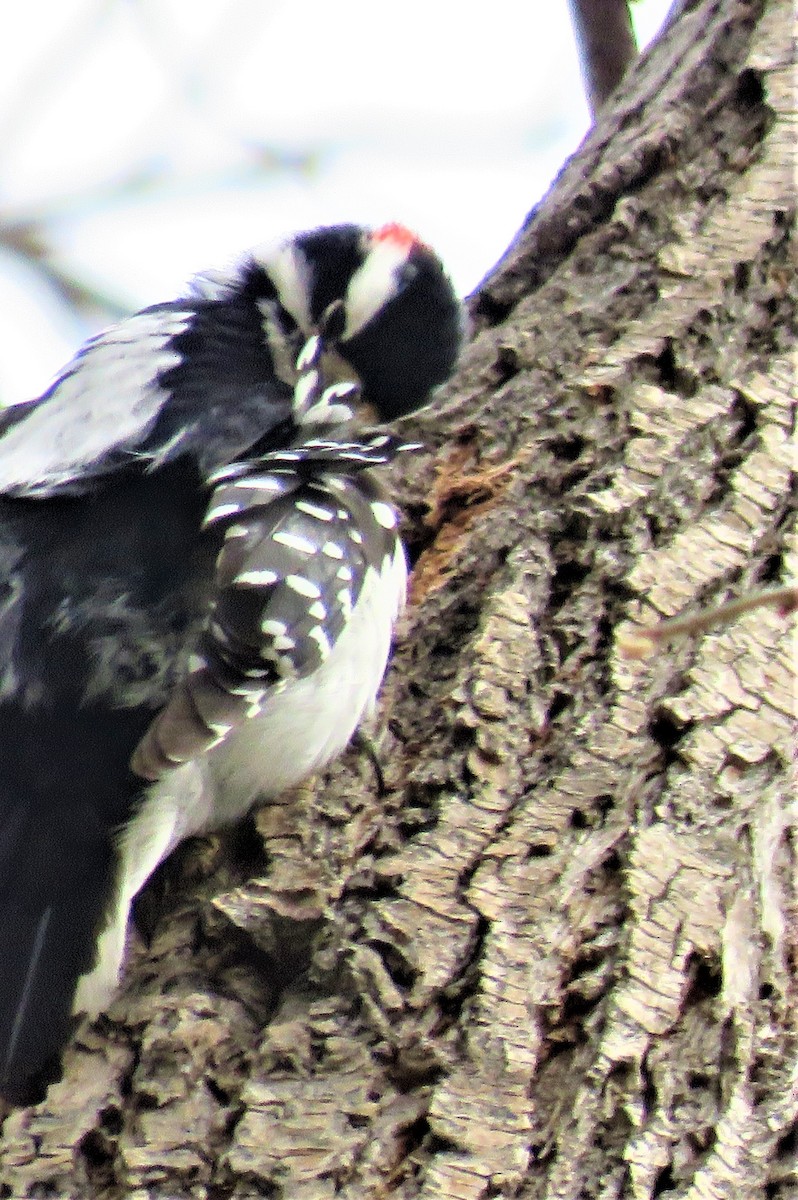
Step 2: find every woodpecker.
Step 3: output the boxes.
[0,222,464,1105]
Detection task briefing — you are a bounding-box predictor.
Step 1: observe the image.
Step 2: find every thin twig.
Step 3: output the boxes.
[618,585,798,659]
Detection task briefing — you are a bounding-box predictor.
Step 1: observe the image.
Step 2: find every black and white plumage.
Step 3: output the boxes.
[0,222,463,1104]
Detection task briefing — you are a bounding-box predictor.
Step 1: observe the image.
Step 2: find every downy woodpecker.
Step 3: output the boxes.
[0,222,463,1104]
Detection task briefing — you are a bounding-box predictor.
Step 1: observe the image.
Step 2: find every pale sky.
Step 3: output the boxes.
[0,0,673,404]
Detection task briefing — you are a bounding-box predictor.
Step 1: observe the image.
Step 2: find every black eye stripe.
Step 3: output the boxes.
[318,299,347,343]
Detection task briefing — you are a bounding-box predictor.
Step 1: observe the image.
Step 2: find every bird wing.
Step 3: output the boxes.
[130,437,403,781]
[0,299,295,498]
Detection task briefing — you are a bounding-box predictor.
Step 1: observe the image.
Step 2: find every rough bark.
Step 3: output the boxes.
[1,0,795,1196]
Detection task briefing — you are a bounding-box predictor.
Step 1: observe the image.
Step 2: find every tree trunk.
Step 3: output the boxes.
[1,0,794,1196]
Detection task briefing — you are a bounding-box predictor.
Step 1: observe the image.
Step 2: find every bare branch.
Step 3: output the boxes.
[567,0,639,116]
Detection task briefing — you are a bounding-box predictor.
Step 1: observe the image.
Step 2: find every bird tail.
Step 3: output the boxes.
[0,861,115,1105]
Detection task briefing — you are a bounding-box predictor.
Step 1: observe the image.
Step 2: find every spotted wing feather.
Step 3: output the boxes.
[131,464,399,781]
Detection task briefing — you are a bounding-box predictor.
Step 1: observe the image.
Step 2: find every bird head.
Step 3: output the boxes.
[255,223,465,424]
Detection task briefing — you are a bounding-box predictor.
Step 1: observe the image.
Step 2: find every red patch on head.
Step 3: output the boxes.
[372,222,421,251]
